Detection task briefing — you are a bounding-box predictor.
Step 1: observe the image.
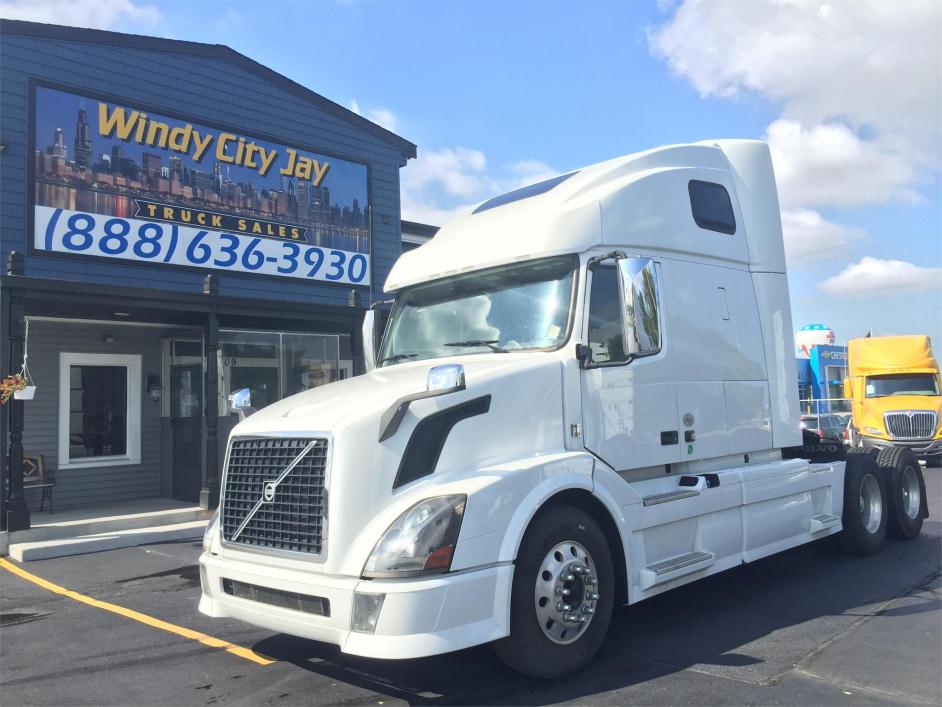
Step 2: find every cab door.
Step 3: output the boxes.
[580,258,680,471]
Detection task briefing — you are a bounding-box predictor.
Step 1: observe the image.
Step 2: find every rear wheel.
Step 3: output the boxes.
[837,449,888,555]
[877,446,926,539]
[493,505,614,678]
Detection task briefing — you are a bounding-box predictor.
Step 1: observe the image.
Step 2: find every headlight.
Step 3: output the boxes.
[865,426,882,435]
[363,495,466,577]
[203,507,220,552]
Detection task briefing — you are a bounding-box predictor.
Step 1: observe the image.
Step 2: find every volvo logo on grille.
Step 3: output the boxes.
[228,439,319,544]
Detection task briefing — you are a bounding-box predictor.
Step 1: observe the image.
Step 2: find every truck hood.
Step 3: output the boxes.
[856,395,942,439]
[229,359,433,436]
[220,353,566,576]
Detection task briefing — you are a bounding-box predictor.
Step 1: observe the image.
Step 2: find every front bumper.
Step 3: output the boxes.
[198,550,513,659]
[859,435,942,457]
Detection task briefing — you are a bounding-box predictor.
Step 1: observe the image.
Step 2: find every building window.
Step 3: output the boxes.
[218,331,342,413]
[688,180,736,235]
[58,353,141,468]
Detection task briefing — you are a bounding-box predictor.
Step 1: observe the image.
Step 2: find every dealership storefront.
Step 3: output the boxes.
[0,20,417,530]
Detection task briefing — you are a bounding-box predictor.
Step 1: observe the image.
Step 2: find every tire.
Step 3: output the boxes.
[837,449,888,555]
[877,446,927,540]
[493,505,615,678]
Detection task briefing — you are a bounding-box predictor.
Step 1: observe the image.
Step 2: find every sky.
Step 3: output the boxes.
[3,0,941,344]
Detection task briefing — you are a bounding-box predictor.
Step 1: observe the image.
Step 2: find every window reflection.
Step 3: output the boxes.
[218,331,344,411]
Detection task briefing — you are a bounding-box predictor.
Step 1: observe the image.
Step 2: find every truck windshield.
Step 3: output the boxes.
[865,373,940,397]
[379,255,577,366]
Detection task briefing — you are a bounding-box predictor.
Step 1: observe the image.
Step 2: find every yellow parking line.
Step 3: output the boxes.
[0,557,273,666]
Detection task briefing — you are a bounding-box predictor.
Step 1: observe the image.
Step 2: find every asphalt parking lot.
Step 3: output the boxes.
[2,468,940,706]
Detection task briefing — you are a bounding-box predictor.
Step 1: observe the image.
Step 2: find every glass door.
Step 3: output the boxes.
[219,331,341,412]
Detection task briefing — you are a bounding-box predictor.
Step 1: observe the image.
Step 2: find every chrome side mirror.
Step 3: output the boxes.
[228,388,255,419]
[616,256,661,357]
[362,309,377,372]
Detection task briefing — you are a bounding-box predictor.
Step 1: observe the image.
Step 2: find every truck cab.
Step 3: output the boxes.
[199,140,907,677]
[845,335,942,463]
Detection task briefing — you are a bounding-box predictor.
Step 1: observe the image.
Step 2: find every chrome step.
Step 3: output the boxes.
[809,513,841,534]
[642,489,700,506]
[640,550,715,589]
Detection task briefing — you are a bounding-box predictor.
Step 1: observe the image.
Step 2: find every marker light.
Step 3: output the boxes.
[202,508,220,553]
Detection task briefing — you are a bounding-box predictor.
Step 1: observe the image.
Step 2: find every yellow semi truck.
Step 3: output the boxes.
[845,335,942,465]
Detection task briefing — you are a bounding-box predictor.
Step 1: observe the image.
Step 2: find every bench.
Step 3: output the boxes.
[23,454,54,514]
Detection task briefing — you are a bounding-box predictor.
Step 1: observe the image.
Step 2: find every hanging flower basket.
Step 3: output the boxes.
[1,373,33,404]
[3,319,38,403]
[15,384,37,400]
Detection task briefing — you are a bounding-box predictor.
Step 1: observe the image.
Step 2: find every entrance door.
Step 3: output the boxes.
[580,260,680,471]
[171,363,203,502]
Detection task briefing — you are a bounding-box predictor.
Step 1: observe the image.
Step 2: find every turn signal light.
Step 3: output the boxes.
[423,544,455,571]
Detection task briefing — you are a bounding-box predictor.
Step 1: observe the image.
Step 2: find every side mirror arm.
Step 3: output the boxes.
[575,343,595,369]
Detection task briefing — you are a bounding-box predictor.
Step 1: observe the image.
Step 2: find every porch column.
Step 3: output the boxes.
[200,274,220,509]
[349,288,366,376]
[0,284,8,531]
[5,252,30,531]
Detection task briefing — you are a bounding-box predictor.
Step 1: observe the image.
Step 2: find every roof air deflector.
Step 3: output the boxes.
[472,171,578,215]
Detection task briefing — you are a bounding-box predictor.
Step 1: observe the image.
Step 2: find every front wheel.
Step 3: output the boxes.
[493,505,614,678]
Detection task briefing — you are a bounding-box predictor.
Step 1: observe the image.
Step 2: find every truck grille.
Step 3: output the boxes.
[221,437,328,556]
[884,411,937,440]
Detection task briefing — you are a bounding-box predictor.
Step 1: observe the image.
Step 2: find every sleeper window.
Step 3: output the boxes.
[688,180,736,235]
[587,267,627,363]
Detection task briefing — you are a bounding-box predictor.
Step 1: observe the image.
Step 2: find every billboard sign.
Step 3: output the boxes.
[31,84,370,285]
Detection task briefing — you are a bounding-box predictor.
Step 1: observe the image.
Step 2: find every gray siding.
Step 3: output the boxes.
[0,30,406,306]
[21,320,164,509]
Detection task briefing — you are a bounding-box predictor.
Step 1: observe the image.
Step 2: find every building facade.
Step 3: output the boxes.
[0,20,416,528]
[795,324,848,412]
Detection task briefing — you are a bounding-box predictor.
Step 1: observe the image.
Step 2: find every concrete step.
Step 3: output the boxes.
[7,506,211,544]
[8,520,208,561]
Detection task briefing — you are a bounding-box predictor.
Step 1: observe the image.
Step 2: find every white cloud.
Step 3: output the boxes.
[780,208,866,265]
[768,120,921,209]
[400,147,558,224]
[366,107,397,133]
[819,257,942,297]
[0,0,161,29]
[648,1,941,149]
[649,1,941,212]
[405,146,488,200]
[347,101,398,133]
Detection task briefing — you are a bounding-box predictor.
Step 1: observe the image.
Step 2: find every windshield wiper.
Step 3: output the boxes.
[378,353,418,365]
[443,339,509,353]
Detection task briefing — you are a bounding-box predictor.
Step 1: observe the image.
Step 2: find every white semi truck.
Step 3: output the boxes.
[199,140,927,677]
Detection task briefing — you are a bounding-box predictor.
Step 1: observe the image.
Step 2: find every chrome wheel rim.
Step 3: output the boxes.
[902,466,921,520]
[534,541,598,645]
[859,473,883,534]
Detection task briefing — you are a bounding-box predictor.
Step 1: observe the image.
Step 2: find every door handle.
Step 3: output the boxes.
[661,431,679,445]
[684,430,696,443]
